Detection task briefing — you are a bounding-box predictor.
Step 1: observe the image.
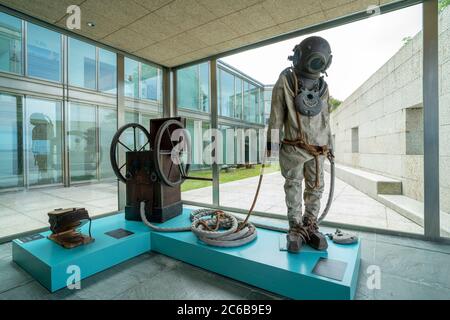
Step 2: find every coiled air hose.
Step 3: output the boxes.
[139,155,335,248]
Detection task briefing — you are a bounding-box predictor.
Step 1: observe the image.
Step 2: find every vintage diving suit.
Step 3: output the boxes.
[267,36,334,253]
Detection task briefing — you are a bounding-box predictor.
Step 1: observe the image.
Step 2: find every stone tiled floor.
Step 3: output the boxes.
[182,172,424,234]
[0,182,118,239]
[0,217,449,300]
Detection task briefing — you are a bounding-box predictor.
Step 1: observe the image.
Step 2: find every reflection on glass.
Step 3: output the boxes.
[181,119,212,204]
[220,125,236,166]
[125,111,139,124]
[176,63,210,112]
[68,38,96,89]
[258,89,264,124]
[219,69,235,118]
[199,63,209,112]
[140,113,156,151]
[26,98,62,186]
[27,23,61,82]
[99,107,117,179]
[0,93,23,188]
[243,82,250,121]
[0,12,22,74]
[141,63,159,101]
[125,58,139,98]
[235,78,243,119]
[177,65,199,110]
[99,49,117,94]
[263,88,272,125]
[69,103,97,182]
[124,111,140,148]
[250,84,258,123]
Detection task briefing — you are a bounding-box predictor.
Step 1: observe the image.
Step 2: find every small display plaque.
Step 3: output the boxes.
[312,257,347,281]
[18,234,45,244]
[105,228,134,239]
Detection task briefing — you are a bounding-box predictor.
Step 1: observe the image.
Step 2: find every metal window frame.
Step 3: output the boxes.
[24,21,64,84]
[0,0,446,244]
[95,47,100,92]
[117,53,126,211]
[423,0,440,240]
[178,0,447,243]
[0,6,166,243]
[210,59,220,206]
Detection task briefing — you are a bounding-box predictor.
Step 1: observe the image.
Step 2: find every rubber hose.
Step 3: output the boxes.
[139,203,258,247]
[318,157,335,224]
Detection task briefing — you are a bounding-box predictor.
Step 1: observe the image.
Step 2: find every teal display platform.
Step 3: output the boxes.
[12,209,361,299]
[12,214,151,292]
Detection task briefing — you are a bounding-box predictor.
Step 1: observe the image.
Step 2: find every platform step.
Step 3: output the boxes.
[325,162,402,197]
[325,163,450,236]
[378,195,450,237]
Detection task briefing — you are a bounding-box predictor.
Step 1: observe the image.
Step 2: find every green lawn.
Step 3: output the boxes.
[181,163,280,192]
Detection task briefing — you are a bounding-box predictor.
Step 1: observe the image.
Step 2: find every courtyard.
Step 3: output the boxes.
[0,168,426,241]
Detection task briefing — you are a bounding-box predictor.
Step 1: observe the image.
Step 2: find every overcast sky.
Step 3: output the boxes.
[222,4,423,101]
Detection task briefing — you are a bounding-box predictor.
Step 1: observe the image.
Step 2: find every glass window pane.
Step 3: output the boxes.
[68,38,96,89]
[235,78,243,119]
[258,89,264,124]
[125,57,139,98]
[0,12,22,74]
[27,23,61,82]
[177,65,199,110]
[99,107,117,179]
[217,4,424,234]
[69,103,97,182]
[0,93,23,188]
[250,84,257,123]
[243,81,250,121]
[125,111,139,124]
[252,86,260,123]
[121,111,147,163]
[139,113,156,151]
[181,119,213,204]
[141,63,160,101]
[263,86,272,125]
[26,98,62,186]
[99,48,117,94]
[219,69,235,118]
[199,62,209,112]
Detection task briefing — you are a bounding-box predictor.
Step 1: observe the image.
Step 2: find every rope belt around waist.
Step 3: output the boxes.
[282,138,330,189]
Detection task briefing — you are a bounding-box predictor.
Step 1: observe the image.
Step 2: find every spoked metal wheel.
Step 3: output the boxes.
[154,119,191,187]
[110,123,151,183]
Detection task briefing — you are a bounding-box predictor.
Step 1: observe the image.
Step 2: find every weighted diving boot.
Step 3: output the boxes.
[302,216,328,251]
[286,225,308,253]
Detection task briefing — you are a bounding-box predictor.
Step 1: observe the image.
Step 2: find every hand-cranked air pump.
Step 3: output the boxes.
[110,117,344,248]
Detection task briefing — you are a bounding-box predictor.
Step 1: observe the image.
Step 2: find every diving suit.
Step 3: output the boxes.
[267,36,334,253]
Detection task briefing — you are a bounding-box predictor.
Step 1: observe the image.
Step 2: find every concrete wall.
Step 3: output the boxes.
[330,7,450,213]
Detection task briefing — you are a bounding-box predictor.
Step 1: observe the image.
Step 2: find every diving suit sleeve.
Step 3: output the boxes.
[267,74,287,153]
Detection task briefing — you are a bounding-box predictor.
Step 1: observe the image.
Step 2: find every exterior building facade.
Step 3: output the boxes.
[0,10,268,191]
[176,60,267,169]
[0,11,163,191]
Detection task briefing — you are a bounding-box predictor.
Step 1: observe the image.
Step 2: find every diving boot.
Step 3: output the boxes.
[286,225,307,253]
[302,216,328,251]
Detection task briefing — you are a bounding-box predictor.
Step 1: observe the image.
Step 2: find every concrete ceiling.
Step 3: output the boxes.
[1,0,395,67]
